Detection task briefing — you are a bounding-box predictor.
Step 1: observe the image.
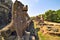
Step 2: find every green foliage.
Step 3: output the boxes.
[44,9,60,23]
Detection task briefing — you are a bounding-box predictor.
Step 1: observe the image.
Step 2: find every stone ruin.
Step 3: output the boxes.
[0,0,39,40]
[0,0,12,29]
[12,0,31,38]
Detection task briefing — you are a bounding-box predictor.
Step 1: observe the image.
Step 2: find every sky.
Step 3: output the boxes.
[12,0,60,17]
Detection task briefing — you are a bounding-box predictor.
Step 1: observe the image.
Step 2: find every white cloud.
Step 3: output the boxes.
[34,0,39,3]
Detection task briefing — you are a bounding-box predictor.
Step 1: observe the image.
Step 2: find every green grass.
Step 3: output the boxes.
[38,32,46,40]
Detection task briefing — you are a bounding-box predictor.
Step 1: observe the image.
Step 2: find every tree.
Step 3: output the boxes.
[44,9,60,23]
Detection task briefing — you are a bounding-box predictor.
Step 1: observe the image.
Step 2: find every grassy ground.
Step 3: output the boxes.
[38,29,60,40]
[38,32,46,40]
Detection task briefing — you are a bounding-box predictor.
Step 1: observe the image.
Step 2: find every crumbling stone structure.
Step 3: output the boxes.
[0,0,39,40]
[0,0,37,40]
[0,0,12,29]
[12,0,30,38]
